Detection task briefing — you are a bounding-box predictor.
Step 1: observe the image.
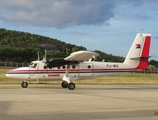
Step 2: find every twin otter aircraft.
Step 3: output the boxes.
[6,33,151,90]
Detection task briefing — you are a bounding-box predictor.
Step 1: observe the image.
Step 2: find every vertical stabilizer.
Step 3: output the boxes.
[124,33,151,70]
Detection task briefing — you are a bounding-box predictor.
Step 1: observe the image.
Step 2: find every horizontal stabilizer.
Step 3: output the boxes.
[130,56,149,60]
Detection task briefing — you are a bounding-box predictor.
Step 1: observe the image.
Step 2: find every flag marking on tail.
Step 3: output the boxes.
[136,44,141,49]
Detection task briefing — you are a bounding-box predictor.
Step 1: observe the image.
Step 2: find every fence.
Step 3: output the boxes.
[134,70,158,74]
[0,62,29,68]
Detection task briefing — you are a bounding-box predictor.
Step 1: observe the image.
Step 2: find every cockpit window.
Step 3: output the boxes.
[33,63,37,68]
[30,63,33,66]
[30,63,37,68]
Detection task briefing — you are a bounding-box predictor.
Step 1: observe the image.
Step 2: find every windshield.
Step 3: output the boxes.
[30,62,37,68]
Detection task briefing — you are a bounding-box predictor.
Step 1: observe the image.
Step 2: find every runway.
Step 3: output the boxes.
[0,84,158,120]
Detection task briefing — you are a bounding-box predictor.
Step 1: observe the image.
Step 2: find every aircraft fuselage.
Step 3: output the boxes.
[6,60,136,81]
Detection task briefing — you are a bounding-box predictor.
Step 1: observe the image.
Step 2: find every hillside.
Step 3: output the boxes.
[0,28,86,52]
[0,28,126,63]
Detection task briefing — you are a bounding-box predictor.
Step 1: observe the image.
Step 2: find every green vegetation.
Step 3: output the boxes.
[94,50,124,62]
[0,28,69,48]
[0,28,86,62]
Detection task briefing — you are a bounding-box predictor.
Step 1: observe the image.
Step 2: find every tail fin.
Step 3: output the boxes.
[124,33,151,70]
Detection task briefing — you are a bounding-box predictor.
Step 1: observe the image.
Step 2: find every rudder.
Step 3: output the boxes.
[124,33,151,70]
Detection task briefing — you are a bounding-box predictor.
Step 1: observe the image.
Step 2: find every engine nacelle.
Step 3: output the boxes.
[45,58,79,69]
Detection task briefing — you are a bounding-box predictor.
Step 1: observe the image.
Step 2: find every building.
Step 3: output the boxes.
[41,44,61,53]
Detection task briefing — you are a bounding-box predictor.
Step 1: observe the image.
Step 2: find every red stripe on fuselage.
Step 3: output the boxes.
[8,68,137,74]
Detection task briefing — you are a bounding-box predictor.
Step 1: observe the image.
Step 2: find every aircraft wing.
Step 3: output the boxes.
[64,51,99,61]
[46,51,99,68]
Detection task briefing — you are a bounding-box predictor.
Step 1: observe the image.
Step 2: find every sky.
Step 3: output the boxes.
[0,0,158,60]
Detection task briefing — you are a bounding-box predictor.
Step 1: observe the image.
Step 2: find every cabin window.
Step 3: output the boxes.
[72,65,76,69]
[107,64,111,68]
[48,67,52,69]
[57,66,61,69]
[62,66,66,69]
[88,65,91,69]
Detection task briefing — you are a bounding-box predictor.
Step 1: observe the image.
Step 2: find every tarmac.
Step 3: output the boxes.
[0,84,158,120]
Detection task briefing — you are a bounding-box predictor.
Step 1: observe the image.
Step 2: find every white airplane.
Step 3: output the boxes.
[6,33,151,90]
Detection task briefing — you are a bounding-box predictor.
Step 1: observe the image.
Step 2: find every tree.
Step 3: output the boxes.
[149,60,158,68]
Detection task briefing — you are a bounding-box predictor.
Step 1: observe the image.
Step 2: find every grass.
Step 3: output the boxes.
[77,74,158,84]
[0,68,20,83]
[1,68,158,84]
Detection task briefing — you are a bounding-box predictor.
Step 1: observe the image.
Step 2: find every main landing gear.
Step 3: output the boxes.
[61,81,76,90]
[21,81,28,88]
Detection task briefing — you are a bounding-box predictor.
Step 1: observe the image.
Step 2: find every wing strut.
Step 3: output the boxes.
[62,65,79,90]
[62,65,79,83]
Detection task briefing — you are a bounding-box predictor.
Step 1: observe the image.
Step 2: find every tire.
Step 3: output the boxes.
[61,81,68,88]
[21,82,28,88]
[68,83,75,90]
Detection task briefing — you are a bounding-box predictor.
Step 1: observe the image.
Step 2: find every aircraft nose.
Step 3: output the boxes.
[6,69,15,78]
[6,73,8,77]
[6,72,11,78]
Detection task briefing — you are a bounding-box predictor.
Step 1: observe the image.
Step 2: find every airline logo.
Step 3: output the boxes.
[136,44,141,49]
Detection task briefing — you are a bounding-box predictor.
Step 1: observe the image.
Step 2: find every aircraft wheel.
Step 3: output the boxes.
[21,82,28,88]
[61,81,68,88]
[68,82,75,90]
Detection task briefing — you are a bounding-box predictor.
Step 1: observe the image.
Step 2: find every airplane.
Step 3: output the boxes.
[6,33,151,90]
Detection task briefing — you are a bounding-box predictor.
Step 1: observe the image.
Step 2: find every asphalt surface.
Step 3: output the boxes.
[0,84,158,120]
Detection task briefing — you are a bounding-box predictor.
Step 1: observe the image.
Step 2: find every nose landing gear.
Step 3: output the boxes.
[21,81,28,88]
